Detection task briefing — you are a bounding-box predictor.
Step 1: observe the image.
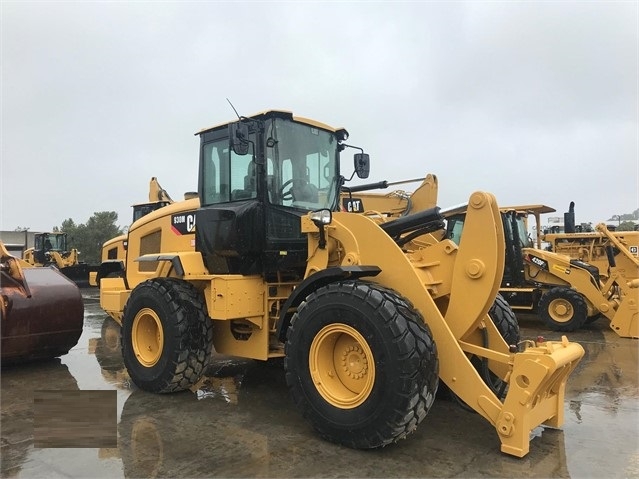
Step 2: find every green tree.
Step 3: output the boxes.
[617,221,638,232]
[60,212,123,265]
[607,209,639,223]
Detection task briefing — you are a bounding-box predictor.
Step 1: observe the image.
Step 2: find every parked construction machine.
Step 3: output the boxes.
[448,207,638,338]
[541,202,639,284]
[90,177,180,286]
[22,232,94,287]
[99,110,584,457]
[1,241,84,363]
[342,179,638,339]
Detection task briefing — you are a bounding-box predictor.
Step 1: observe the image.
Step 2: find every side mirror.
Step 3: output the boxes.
[229,122,250,156]
[354,153,370,179]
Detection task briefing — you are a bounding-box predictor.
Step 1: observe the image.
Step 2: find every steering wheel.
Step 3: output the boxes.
[280,179,305,201]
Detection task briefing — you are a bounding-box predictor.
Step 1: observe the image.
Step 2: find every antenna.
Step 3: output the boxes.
[226,98,241,120]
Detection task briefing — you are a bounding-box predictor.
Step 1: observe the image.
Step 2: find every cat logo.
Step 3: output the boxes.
[171,212,196,235]
[343,198,364,213]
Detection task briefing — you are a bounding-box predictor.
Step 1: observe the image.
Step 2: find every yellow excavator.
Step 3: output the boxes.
[98,110,584,457]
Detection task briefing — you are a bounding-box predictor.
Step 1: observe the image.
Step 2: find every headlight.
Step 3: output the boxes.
[310,209,332,226]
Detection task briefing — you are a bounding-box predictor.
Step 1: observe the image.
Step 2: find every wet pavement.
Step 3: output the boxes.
[1,288,638,478]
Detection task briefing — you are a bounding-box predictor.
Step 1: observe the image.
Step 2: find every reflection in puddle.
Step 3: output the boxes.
[191,375,242,403]
[189,357,255,404]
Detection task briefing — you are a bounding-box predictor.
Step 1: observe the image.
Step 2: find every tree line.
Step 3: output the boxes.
[606,208,639,232]
[56,211,124,265]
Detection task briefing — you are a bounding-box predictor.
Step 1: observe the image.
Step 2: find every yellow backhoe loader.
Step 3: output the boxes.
[99,110,584,457]
[448,208,638,338]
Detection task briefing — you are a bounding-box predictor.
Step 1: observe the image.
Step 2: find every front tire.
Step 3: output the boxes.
[538,287,588,332]
[489,293,520,346]
[449,294,519,405]
[122,278,213,393]
[285,281,438,449]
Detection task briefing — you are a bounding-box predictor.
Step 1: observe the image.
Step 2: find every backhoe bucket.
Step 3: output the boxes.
[490,336,585,457]
[1,245,84,363]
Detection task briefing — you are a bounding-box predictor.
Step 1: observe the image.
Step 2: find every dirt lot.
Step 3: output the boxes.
[1,288,637,478]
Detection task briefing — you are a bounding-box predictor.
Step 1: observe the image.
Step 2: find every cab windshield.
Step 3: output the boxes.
[38,233,66,251]
[200,117,340,211]
[514,215,533,248]
[266,118,339,210]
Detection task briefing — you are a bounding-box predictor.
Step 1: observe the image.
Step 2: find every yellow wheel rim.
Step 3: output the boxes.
[132,308,164,367]
[548,298,573,323]
[309,323,375,409]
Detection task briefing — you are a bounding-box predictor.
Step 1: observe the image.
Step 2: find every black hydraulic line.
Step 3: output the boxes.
[342,181,388,193]
[380,207,442,238]
[605,245,617,268]
[342,177,426,194]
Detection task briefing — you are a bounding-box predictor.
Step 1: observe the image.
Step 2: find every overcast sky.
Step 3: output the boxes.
[1,1,637,232]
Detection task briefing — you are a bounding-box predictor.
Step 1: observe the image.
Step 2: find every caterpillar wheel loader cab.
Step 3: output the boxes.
[22,232,93,287]
[99,110,584,457]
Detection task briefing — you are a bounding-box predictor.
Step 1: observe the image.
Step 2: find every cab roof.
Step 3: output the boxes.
[196,109,347,137]
[500,204,556,215]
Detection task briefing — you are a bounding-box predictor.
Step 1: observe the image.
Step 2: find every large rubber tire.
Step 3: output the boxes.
[121,278,213,393]
[284,281,439,449]
[478,294,520,398]
[488,293,520,346]
[446,294,520,406]
[585,313,602,325]
[538,287,588,332]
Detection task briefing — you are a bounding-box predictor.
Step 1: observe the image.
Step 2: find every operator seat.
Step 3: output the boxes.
[292,180,318,203]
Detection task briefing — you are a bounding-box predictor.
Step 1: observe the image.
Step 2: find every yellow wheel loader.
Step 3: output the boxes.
[99,110,584,457]
[22,232,94,287]
[90,177,179,286]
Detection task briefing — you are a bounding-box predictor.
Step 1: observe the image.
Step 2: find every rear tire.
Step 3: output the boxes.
[122,278,213,393]
[538,287,588,332]
[285,281,438,449]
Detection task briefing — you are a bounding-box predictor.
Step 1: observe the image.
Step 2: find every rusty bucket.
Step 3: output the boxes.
[1,245,84,364]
